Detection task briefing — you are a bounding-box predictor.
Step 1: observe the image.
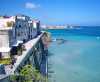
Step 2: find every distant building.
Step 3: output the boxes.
[32,20,41,35]
[0,15,41,59]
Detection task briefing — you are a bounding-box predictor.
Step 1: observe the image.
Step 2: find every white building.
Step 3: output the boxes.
[32,20,41,37]
[0,16,15,58]
[0,15,41,59]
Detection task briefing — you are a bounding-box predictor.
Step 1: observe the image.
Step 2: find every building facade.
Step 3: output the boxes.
[0,15,41,59]
[0,15,48,82]
[0,16,15,59]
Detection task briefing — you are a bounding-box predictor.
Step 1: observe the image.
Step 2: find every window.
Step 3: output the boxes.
[19,25,21,27]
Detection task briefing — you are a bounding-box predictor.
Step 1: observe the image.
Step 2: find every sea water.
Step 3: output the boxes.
[47,26,100,82]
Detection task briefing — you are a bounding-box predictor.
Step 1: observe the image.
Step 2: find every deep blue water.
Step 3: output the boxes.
[47,26,100,82]
[47,26,100,36]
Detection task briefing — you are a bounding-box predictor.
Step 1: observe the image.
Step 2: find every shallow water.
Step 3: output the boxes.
[47,28,100,82]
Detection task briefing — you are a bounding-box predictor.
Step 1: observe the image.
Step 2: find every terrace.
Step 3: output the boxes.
[0,33,43,75]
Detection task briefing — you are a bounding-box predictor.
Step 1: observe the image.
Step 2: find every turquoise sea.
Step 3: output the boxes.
[46,26,100,82]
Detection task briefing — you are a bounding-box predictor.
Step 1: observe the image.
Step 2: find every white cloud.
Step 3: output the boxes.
[25,2,40,9]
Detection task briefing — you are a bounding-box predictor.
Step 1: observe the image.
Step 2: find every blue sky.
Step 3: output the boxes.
[0,0,100,25]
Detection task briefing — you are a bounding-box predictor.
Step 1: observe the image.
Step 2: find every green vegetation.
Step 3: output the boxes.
[6,21,13,27]
[20,65,47,82]
[10,65,48,82]
[10,75,17,82]
[0,58,11,64]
